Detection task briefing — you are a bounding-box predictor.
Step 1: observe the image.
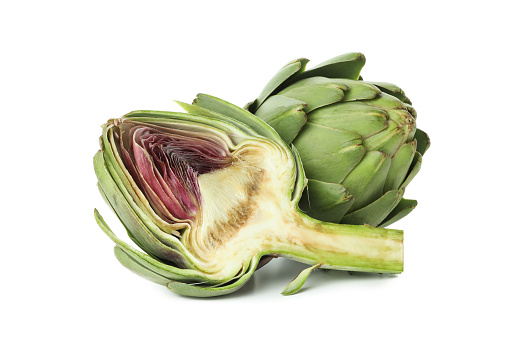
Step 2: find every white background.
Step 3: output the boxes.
[2,0,508,338]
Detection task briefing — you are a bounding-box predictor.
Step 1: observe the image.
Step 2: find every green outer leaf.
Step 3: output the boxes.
[365,92,405,110]
[404,103,417,119]
[299,179,354,223]
[167,258,258,297]
[193,93,284,144]
[414,128,430,156]
[94,209,214,284]
[384,140,417,192]
[307,101,388,139]
[95,150,190,266]
[292,122,365,183]
[341,189,403,226]
[248,58,309,112]
[340,79,381,102]
[255,95,307,144]
[293,52,366,82]
[290,145,308,205]
[378,198,417,228]
[281,263,321,296]
[401,152,422,189]
[368,81,412,105]
[342,151,392,211]
[114,246,172,286]
[249,53,366,112]
[175,102,256,145]
[363,120,407,156]
[277,77,347,112]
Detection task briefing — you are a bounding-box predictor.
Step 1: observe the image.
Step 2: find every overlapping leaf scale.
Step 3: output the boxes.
[341,189,404,226]
[384,140,417,192]
[98,131,192,265]
[367,81,413,105]
[341,151,392,212]
[378,198,418,228]
[299,179,354,223]
[307,101,389,139]
[249,95,307,144]
[293,123,366,184]
[94,209,232,287]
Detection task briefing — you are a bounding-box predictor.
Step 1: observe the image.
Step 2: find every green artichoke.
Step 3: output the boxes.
[94,95,404,297]
[246,52,430,227]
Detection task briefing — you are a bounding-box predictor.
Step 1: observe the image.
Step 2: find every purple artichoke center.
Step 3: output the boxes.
[117,122,231,223]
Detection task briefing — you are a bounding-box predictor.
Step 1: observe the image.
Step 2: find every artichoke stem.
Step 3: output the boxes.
[268,212,404,274]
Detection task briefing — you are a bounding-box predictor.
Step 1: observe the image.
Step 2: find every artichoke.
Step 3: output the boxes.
[246,52,430,227]
[94,95,404,297]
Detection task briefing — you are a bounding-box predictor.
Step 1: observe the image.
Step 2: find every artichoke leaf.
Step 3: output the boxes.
[167,258,258,297]
[401,152,422,189]
[100,122,187,236]
[384,140,417,192]
[247,58,310,112]
[114,246,173,286]
[175,102,256,144]
[307,101,388,138]
[292,123,365,183]
[404,103,417,119]
[341,79,381,102]
[342,151,392,211]
[299,179,354,223]
[414,128,430,156]
[378,198,418,228]
[290,144,308,205]
[341,189,404,226]
[277,78,347,112]
[367,81,412,105]
[193,93,283,144]
[365,92,406,110]
[124,110,250,149]
[94,209,213,284]
[281,263,321,296]
[255,95,307,144]
[363,120,407,157]
[292,52,366,82]
[95,151,192,266]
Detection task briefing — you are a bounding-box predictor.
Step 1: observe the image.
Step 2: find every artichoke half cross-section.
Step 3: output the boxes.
[246,52,430,228]
[94,95,404,297]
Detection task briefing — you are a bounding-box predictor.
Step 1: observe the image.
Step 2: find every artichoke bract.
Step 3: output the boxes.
[246,52,430,227]
[94,95,404,297]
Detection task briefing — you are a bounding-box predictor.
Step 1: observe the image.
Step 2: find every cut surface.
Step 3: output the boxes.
[183,139,297,275]
[110,118,404,281]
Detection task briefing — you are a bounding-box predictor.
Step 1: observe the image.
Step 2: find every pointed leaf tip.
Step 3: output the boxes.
[281,263,321,296]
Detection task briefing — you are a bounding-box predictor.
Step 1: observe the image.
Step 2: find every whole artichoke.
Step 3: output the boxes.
[94,95,404,297]
[245,52,430,227]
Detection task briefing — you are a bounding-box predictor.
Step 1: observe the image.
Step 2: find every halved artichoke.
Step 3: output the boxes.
[94,95,404,297]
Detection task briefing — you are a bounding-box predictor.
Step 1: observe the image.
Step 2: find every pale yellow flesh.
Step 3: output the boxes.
[181,139,403,279]
[182,139,295,277]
